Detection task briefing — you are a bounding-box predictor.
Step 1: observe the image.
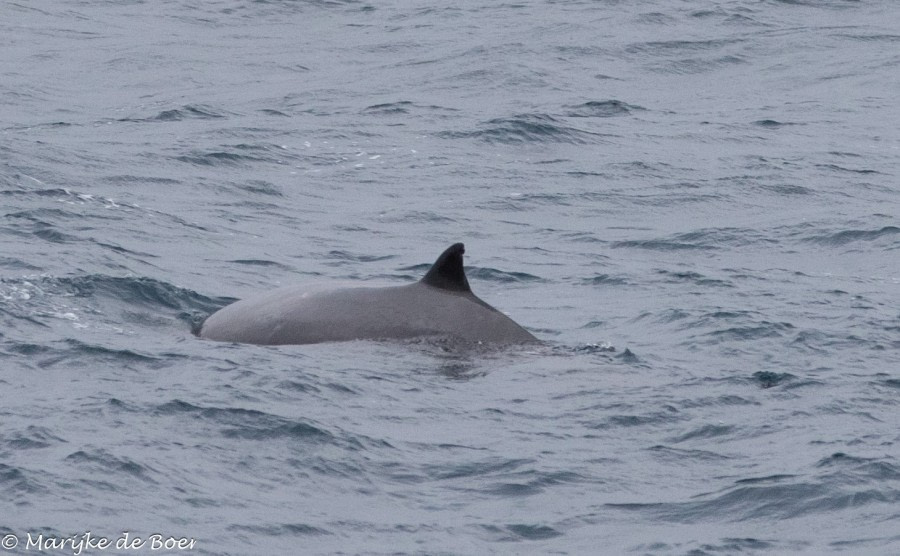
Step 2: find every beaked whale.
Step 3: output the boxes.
[199,243,538,346]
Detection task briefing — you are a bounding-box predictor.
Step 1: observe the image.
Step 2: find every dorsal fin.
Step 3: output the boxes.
[420,243,471,292]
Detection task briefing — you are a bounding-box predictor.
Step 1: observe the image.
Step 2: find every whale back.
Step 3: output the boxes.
[199,243,538,346]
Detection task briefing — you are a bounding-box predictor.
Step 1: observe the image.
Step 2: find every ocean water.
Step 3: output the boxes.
[2,0,899,554]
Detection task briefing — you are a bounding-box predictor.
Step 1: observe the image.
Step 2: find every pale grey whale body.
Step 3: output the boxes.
[200,243,538,346]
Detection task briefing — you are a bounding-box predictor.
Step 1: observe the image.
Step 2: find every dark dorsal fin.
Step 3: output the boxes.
[420,243,471,292]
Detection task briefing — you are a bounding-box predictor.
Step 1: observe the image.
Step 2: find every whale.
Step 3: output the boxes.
[199,243,539,346]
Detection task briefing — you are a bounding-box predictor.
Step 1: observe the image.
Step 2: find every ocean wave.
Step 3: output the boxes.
[609,476,899,523]
[656,270,734,287]
[481,523,563,541]
[56,275,227,314]
[228,523,331,536]
[805,226,899,247]
[175,150,269,167]
[612,239,714,251]
[361,101,457,116]
[625,38,745,55]
[1,426,66,451]
[118,104,228,123]
[0,463,46,496]
[564,100,643,118]
[579,274,629,286]
[753,119,795,128]
[0,274,229,346]
[155,400,333,443]
[465,267,544,283]
[65,449,156,483]
[705,321,795,342]
[440,113,607,144]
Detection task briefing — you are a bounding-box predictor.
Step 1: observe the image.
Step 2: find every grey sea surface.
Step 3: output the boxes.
[2,1,899,554]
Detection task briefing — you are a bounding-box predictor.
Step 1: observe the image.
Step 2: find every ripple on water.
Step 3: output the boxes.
[480,523,563,541]
[154,400,334,443]
[227,523,331,537]
[563,100,644,118]
[805,226,900,247]
[439,113,609,144]
[0,463,46,496]
[65,449,156,483]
